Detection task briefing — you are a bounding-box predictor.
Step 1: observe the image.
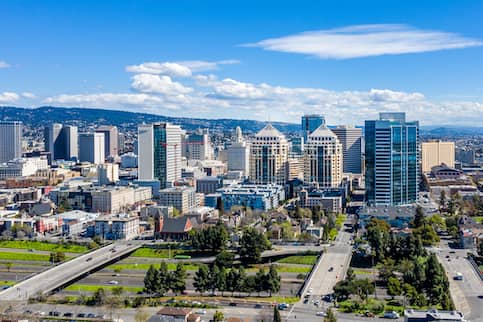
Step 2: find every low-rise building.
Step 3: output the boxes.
[94,214,139,240]
[216,184,285,211]
[358,205,416,229]
[148,308,200,322]
[299,189,343,213]
[154,215,193,241]
[159,186,198,214]
[404,309,466,322]
[196,176,223,194]
[0,157,49,180]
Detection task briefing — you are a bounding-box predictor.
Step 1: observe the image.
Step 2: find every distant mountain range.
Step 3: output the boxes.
[1,106,482,136]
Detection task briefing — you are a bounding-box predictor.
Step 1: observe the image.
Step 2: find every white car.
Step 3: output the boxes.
[108,280,119,285]
[195,310,207,315]
[316,311,326,317]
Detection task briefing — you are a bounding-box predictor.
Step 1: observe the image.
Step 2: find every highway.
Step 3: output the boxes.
[435,237,483,322]
[0,240,142,302]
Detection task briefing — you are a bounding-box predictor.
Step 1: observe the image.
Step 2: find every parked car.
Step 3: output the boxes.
[195,310,207,315]
[316,311,326,317]
[255,304,263,309]
[383,311,400,319]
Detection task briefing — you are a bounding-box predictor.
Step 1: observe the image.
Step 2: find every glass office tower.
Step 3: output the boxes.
[302,114,325,141]
[365,112,419,206]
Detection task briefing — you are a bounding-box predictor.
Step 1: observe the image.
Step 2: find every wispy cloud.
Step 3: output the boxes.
[0,92,19,103]
[0,61,10,69]
[244,24,483,59]
[126,59,239,76]
[21,92,36,99]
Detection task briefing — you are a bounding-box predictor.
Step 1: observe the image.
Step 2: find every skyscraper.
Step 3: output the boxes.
[138,123,182,188]
[304,125,343,188]
[421,140,455,172]
[302,114,325,141]
[96,126,119,157]
[44,124,78,162]
[78,133,105,164]
[186,129,213,160]
[226,126,250,176]
[0,121,22,163]
[332,125,362,174]
[365,112,419,206]
[249,124,289,185]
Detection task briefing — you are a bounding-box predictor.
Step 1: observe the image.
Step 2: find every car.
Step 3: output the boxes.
[77,313,86,318]
[87,313,96,318]
[278,303,289,310]
[449,251,456,254]
[316,311,327,317]
[63,312,73,317]
[2,285,10,290]
[303,299,309,304]
[255,304,263,309]
[108,280,119,284]
[229,302,237,306]
[445,255,450,258]
[195,310,207,315]
[112,273,120,276]
[86,257,93,262]
[454,273,464,281]
[383,311,400,319]
[328,267,334,272]
[28,249,34,252]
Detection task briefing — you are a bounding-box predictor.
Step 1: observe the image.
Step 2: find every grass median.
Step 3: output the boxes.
[108,262,199,271]
[277,255,318,265]
[0,240,88,253]
[65,284,143,293]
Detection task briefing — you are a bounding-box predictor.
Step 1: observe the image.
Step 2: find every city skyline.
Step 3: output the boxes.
[1,1,483,126]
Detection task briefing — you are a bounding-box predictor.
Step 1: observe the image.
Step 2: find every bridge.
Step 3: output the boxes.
[0,240,142,301]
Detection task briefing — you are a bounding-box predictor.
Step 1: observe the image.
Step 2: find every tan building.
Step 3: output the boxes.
[421,141,455,172]
[287,157,304,180]
[249,124,289,185]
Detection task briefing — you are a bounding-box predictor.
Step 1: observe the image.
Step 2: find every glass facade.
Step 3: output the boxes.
[302,115,325,141]
[153,125,167,188]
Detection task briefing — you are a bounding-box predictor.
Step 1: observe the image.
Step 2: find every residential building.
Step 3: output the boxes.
[148,308,200,322]
[332,125,362,174]
[138,123,182,188]
[96,125,119,157]
[226,126,250,176]
[186,129,212,160]
[249,124,289,185]
[299,189,343,213]
[97,163,119,185]
[79,132,105,164]
[365,112,419,206]
[217,184,285,211]
[0,121,22,163]
[304,125,343,188]
[44,124,78,162]
[421,140,455,172]
[94,214,139,240]
[159,186,198,214]
[91,186,152,213]
[302,114,325,141]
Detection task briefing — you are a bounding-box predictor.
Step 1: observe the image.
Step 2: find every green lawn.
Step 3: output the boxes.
[0,280,15,286]
[329,228,338,241]
[0,240,88,253]
[247,264,311,274]
[65,284,143,293]
[245,296,299,304]
[130,247,190,258]
[277,255,318,265]
[0,251,51,261]
[108,262,199,271]
[336,214,347,227]
[353,269,372,275]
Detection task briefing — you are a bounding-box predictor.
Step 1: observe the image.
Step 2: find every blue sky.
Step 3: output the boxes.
[0,0,482,125]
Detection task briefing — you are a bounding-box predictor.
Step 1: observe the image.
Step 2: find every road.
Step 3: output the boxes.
[435,237,483,322]
[0,240,142,302]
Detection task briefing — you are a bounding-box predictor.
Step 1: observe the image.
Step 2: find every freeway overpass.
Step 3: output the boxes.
[0,240,142,302]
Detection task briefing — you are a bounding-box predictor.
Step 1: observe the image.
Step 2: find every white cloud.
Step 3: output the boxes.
[21,92,36,99]
[0,92,19,103]
[245,24,483,59]
[0,61,10,69]
[131,74,193,95]
[126,59,239,76]
[175,59,240,72]
[43,93,162,107]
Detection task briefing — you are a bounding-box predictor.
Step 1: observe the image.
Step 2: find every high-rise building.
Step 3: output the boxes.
[44,124,78,162]
[186,129,213,160]
[290,137,304,156]
[138,123,182,188]
[365,112,419,206]
[226,126,250,176]
[78,133,105,164]
[304,125,343,188]
[421,141,455,172]
[0,121,22,163]
[97,163,120,185]
[456,148,475,165]
[96,126,119,157]
[302,114,325,141]
[249,124,289,185]
[332,125,362,174]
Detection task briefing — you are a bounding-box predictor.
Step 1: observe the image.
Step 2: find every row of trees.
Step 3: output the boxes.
[143,262,187,296]
[190,222,228,253]
[193,264,281,297]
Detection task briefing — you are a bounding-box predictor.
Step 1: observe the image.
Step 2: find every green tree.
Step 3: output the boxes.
[157,261,170,296]
[387,277,402,299]
[352,278,375,303]
[193,264,210,296]
[216,266,227,296]
[425,253,445,304]
[5,262,12,272]
[365,218,391,263]
[273,306,282,322]
[226,268,242,296]
[413,205,425,228]
[242,275,257,296]
[209,265,221,295]
[49,251,66,263]
[191,221,229,253]
[92,288,107,305]
[111,286,124,297]
[214,251,235,269]
[324,308,337,322]
[346,267,355,281]
[144,265,157,294]
[255,267,267,296]
[170,263,187,295]
[439,190,446,212]
[213,311,224,322]
[266,264,281,296]
[239,227,271,263]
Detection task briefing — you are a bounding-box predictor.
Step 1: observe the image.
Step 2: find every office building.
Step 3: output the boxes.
[365,112,419,206]
[332,125,362,174]
[44,124,78,162]
[456,148,475,165]
[196,176,223,194]
[0,121,22,163]
[96,125,119,157]
[290,136,304,156]
[249,124,289,185]
[138,123,182,188]
[226,126,250,176]
[159,186,198,214]
[78,133,105,164]
[97,163,119,185]
[304,125,343,188]
[421,141,455,173]
[186,129,213,160]
[0,157,49,180]
[287,157,304,180]
[302,114,325,141]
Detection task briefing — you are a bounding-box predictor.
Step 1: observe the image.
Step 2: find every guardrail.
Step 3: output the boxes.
[297,251,323,297]
[467,255,483,281]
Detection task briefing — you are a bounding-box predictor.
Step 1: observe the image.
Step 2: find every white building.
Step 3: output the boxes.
[79,133,105,164]
[94,214,139,240]
[226,126,250,176]
[91,186,152,213]
[0,157,49,180]
[304,125,343,188]
[0,121,22,163]
[186,129,213,161]
[159,186,198,214]
[249,124,289,185]
[331,125,362,174]
[97,163,119,185]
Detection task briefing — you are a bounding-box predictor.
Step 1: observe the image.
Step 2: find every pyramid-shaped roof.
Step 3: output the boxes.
[309,125,337,138]
[255,124,285,138]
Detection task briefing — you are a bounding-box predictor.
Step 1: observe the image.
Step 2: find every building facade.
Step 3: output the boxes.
[185,129,212,161]
[249,124,289,185]
[332,125,362,174]
[44,124,78,162]
[96,125,119,157]
[138,123,182,188]
[421,140,455,172]
[302,114,325,141]
[159,186,198,214]
[0,121,22,163]
[365,112,419,206]
[217,184,285,211]
[226,126,250,176]
[304,125,343,188]
[78,132,105,164]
